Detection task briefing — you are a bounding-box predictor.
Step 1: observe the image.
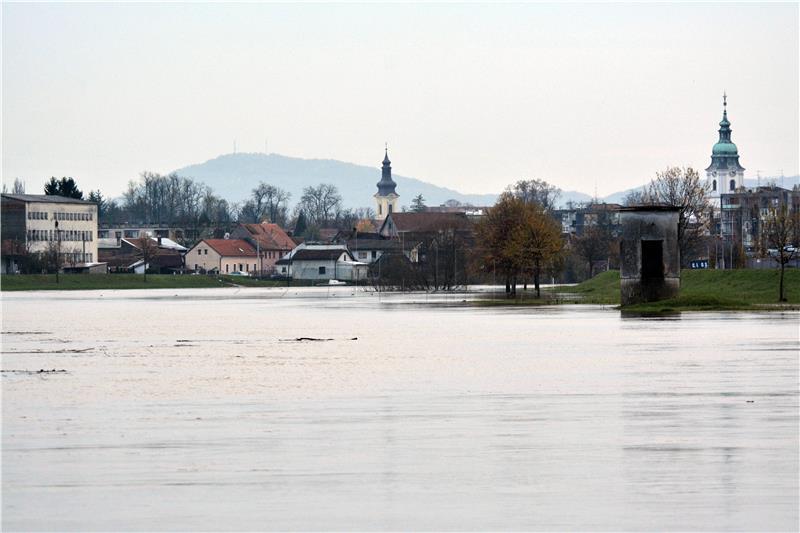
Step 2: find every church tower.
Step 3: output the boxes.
[374,145,399,220]
[706,93,745,205]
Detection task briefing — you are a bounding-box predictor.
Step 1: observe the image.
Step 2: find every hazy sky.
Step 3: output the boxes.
[2,2,798,198]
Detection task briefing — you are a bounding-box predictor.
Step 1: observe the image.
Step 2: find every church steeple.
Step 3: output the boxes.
[705,92,745,199]
[376,144,397,196]
[374,143,399,220]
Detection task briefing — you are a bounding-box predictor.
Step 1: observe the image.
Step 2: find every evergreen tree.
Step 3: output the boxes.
[410,194,427,212]
[294,210,308,237]
[44,177,84,199]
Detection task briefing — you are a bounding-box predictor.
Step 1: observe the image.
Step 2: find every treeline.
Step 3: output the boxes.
[51,172,378,240]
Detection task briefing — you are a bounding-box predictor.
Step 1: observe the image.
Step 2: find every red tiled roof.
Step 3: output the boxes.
[241,222,295,250]
[384,212,473,232]
[203,239,257,257]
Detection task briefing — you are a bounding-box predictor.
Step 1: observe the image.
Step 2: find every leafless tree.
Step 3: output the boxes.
[634,167,711,264]
[572,224,613,279]
[136,237,160,282]
[762,205,798,302]
[507,179,562,211]
[299,183,342,226]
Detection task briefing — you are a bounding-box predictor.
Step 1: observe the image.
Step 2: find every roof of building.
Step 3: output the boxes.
[349,239,417,251]
[239,222,295,250]
[202,239,257,257]
[617,205,681,212]
[121,236,187,251]
[292,248,351,261]
[376,147,398,196]
[1,193,96,205]
[317,228,340,243]
[383,212,473,233]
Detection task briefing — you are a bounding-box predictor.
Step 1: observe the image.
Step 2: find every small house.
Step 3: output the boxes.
[185,239,257,275]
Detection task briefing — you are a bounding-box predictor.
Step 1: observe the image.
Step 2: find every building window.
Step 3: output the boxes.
[198,249,202,255]
[729,179,735,191]
[372,250,377,259]
[712,180,717,191]
[318,266,326,275]
[388,204,393,214]
[204,249,208,255]
[226,264,229,272]
[378,204,382,215]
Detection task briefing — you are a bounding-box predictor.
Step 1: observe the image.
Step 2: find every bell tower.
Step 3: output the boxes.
[374,144,399,220]
[705,93,745,206]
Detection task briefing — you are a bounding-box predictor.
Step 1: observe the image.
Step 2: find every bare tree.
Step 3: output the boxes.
[299,184,342,226]
[762,205,798,302]
[12,178,25,194]
[636,167,711,264]
[507,179,561,211]
[136,237,160,282]
[572,224,613,279]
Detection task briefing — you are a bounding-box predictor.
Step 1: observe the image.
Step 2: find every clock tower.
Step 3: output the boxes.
[705,93,745,206]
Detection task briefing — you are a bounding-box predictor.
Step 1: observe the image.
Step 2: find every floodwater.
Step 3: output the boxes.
[2,287,798,531]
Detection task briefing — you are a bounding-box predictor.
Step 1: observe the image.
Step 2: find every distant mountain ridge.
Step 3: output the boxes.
[173,153,499,209]
[172,152,797,210]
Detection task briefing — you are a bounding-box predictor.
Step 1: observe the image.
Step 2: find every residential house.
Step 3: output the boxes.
[100,236,187,273]
[185,239,257,274]
[276,243,367,281]
[230,222,296,275]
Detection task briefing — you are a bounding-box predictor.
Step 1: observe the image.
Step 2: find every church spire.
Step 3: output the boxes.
[376,144,397,196]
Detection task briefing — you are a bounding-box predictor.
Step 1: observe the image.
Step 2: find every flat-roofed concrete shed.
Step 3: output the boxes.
[618,206,681,306]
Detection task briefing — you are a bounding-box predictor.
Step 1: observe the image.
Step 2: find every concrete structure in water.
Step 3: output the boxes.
[619,206,681,305]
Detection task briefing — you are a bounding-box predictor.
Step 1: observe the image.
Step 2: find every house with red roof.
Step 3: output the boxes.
[229,222,295,275]
[185,238,257,275]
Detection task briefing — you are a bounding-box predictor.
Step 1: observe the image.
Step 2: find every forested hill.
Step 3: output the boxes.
[173,152,500,208]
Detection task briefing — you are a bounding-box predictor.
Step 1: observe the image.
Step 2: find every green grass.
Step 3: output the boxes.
[551,268,800,310]
[1,274,230,291]
[553,270,621,304]
[1,273,337,291]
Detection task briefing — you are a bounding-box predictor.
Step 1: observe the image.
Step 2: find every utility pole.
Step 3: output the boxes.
[54,219,60,283]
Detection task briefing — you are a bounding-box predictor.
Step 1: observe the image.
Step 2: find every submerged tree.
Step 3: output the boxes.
[476,192,563,296]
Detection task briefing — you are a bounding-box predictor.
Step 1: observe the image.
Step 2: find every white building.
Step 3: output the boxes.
[1,194,98,273]
[705,93,745,207]
[276,243,368,281]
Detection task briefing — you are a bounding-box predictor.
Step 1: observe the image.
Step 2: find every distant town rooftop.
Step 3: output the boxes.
[1,193,97,205]
[617,205,681,212]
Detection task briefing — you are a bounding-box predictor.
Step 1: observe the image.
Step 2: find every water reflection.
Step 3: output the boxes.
[2,289,798,530]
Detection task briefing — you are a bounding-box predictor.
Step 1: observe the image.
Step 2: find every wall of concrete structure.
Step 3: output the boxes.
[619,208,681,305]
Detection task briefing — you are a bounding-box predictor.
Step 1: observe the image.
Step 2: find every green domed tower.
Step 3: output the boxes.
[705,93,745,200]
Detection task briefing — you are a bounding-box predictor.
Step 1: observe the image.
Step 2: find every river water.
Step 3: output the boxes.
[2,287,798,531]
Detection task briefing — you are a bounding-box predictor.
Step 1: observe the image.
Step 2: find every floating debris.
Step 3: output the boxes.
[280,337,358,342]
[2,369,67,374]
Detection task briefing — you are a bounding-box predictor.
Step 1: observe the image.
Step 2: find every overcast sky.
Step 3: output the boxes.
[2,2,798,198]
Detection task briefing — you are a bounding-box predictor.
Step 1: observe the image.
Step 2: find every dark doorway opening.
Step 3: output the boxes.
[641,240,664,279]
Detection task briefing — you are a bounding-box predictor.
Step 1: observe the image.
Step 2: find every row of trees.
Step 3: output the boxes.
[39,173,380,243]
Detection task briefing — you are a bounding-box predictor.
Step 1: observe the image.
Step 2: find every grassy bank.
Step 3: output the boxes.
[553,268,800,311]
[1,274,229,291]
[0,273,337,291]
